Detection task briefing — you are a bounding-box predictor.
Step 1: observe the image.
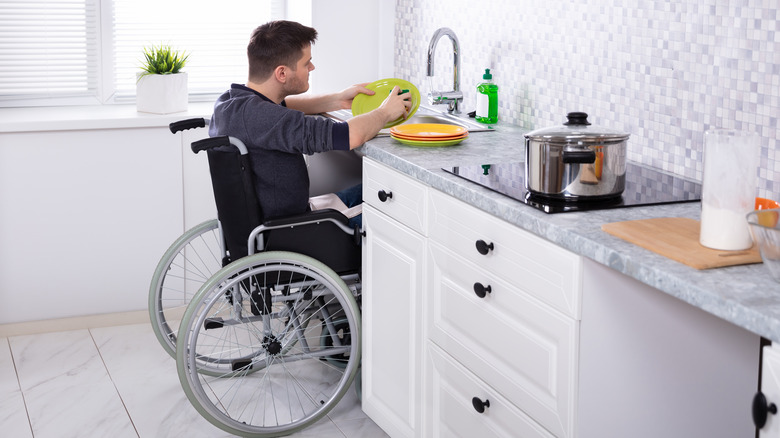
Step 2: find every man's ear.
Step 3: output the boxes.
[274,65,288,83]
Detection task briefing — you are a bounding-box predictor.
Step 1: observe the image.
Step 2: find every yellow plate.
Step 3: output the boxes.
[390,132,468,141]
[391,135,467,147]
[390,123,467,138]
[351,78,420,129]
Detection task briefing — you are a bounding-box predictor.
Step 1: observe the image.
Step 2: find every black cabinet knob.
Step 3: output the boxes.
[475,239,494,255]
[473,282,492,298]
[471,397,490,414]
[378,190,393,202]
[753,391,777,429]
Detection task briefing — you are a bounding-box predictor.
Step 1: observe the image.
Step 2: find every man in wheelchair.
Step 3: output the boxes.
[149,19,407,437]
[208,19,410,229]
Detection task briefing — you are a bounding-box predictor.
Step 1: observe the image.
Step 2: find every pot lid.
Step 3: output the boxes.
[524,112,629,143]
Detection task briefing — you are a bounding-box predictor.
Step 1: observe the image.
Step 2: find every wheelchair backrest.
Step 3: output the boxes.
[204,144,262,263]
[177,119,360,274]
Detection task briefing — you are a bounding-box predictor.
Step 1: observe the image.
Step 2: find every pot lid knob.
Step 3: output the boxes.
[564,112,591,126]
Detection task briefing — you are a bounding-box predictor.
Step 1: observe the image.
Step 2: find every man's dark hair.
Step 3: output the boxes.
[248,20,318,82]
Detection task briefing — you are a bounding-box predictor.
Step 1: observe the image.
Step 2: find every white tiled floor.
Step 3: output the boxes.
[0,323,389,438]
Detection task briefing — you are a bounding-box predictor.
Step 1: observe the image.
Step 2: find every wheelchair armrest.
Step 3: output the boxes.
[249,208,363,257]
[250,208,362,274]
[262,208,348,229]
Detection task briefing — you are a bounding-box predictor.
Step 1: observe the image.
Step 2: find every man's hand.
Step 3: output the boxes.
[335,83,375,110]
[378,85,412,122]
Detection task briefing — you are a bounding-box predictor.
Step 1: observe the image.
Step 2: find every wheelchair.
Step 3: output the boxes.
[148,118,363,437]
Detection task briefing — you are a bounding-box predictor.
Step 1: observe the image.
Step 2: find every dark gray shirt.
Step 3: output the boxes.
[209,84,350,219]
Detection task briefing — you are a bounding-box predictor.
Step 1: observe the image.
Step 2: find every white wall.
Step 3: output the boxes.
[0,127,185,324]
[296,0,396,195]
[307,0,395,93]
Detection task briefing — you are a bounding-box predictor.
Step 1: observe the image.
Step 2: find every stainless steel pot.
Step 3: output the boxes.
[524,112,629,200]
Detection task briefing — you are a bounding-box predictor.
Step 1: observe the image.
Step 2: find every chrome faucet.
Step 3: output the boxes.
[427,27,462,114]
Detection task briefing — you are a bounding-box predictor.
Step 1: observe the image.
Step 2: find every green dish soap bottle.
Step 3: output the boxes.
[476,68,498,124]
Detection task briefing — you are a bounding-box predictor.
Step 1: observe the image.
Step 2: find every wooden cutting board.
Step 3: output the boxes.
[602,217,762,270]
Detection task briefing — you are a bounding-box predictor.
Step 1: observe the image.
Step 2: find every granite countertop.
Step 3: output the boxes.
[359,115,780,343]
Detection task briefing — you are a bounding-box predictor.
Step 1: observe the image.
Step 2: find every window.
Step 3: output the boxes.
[0,0,285,107]
[0,0,100,106]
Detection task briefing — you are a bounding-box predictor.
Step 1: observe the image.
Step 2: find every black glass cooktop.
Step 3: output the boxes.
[443,162,701,214]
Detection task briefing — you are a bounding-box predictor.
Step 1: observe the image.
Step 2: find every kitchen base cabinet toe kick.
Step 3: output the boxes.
[361,158,760,438]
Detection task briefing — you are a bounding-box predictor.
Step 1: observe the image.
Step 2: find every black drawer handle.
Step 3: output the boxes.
[378,190,393,202]
[475,239,494,255]
[473,282,492,298]
[472,397,490,414]
[753,391,777,428]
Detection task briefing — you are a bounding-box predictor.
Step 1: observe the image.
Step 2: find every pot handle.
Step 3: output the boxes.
[562,149,597,164]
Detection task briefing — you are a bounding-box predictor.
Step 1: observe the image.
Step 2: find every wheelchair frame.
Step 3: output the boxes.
[148,118,363,437]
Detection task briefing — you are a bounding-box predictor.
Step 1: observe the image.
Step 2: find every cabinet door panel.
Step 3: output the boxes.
[428,190,581,319]
[363,158,427,235]
[427,242,577,438]
[426,343,554,438]
[760,344,780,436]
[362,204,425,438]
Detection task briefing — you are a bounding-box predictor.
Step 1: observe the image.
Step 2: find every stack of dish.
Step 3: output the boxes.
[389,123,469,147]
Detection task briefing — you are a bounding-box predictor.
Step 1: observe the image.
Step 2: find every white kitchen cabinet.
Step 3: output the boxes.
[362,158,760,438]
[757,343,780,436]
[363,158,427,234]
[361,159,428,438]
[427,190,581,318]
[0,127,183,324]
[425,242,578,437]
[425,190,580,438]
[426,342,554,438]
[578,258,759,438]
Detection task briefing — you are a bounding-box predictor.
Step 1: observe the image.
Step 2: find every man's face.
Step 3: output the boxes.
[284,44,315,95]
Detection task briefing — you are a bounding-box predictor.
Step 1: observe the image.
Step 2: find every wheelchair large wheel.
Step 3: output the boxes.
[176,251,361,437]
[149,219,223,358]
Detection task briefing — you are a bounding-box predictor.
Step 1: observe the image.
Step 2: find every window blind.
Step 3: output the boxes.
[0,0,100,104]
[0,0,285,106]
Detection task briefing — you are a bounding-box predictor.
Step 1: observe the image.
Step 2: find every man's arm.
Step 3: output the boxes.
[286,83,373,115]
[346,86,410,149]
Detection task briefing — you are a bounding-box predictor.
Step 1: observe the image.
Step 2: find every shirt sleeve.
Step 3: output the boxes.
[331,122,350,151]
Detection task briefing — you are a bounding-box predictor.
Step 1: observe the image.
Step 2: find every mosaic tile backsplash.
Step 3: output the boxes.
[394,0,780,198]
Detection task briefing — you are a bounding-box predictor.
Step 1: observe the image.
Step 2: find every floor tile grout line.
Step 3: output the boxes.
[88,328,141,438]
[6,337,35,437]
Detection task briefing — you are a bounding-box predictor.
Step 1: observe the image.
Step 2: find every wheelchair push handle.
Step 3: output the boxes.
[191,135,250,155]
[191,136,231,154]
[169,118,207,134]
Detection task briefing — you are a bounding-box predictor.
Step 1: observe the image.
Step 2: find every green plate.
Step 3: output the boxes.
[391,135,466,147]
[352,78,421,129]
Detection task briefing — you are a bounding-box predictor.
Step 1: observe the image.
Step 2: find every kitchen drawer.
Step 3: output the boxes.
[427,242,578,438]
[363,158,428,235]
[428,189,581,319]
[425,342,554,438]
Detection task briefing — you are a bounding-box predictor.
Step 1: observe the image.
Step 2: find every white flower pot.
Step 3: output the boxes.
[136,72,188,114]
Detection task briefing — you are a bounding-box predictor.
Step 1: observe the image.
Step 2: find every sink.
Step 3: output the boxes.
[403,108,493,132]
[325,106,494,133]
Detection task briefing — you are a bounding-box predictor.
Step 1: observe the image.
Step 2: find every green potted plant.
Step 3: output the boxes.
[136,44,190,114]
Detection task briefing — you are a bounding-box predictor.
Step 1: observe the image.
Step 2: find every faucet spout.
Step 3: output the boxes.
[426,27,462,114]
